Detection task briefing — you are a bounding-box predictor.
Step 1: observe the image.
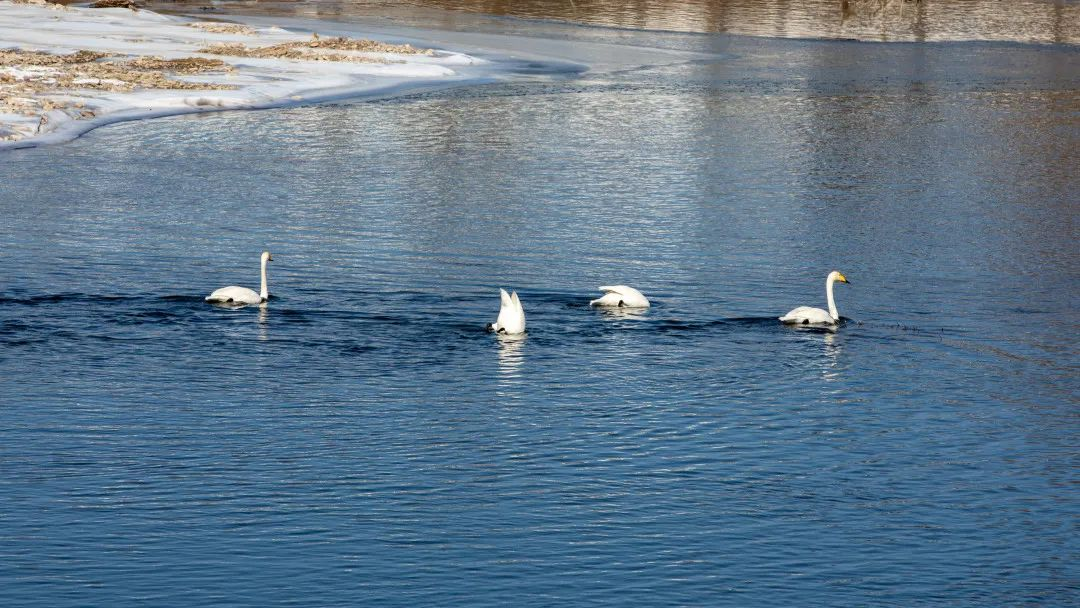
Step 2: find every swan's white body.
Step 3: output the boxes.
[206,251,272,306]
[589,285,650,308]
[780,271,850,325]
[489,288,525,335]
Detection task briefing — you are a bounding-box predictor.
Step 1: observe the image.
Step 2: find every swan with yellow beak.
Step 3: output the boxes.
[779,271,851,325]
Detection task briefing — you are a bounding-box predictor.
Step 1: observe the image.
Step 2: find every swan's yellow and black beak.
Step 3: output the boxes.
[837,272,851,285]
[268,254,274,262]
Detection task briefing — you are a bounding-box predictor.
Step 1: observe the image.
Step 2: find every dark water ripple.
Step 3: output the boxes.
[1,18,1078,608]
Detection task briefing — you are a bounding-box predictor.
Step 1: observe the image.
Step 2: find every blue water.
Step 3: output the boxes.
[1,19,1078,607]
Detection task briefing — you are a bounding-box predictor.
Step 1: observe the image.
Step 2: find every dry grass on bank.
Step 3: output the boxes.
[199,34,433,63]
[1,50,235,139]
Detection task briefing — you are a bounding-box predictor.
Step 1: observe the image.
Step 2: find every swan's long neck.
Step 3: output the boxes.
[825,274,838,321]
[259,258,269,301]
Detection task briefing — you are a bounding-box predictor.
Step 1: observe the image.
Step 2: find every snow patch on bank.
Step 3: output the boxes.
[0,1,488,149]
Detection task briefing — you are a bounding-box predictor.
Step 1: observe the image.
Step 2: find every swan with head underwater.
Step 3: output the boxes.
[589,285,650,308]
[779,271,851,325]
[487,288,525,335]
[205,251,273,306]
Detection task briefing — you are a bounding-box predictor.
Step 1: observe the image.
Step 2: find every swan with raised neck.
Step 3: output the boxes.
[779,271,851,325]
[205,251,273,306]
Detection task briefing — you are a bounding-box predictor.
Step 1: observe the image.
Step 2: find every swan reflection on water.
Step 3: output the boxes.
[812,327,844,381]
[781,321,845,380]
[257,303,269,341]
[594,306,650,321]
[821,330,842,380]
[496,332,526,377]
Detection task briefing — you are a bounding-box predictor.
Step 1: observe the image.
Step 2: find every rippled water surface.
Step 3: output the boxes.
[2,16,1079,608]
[148,0,1080,44]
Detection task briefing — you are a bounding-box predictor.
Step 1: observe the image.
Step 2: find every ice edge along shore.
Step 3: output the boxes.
[0,1,490,150]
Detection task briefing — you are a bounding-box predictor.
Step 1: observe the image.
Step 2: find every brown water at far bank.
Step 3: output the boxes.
[142,0,1080,44]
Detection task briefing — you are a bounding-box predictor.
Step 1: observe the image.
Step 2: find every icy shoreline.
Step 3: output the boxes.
[0,1,493,150]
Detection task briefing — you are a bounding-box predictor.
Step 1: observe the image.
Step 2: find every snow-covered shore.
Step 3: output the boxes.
[0,0,488,149]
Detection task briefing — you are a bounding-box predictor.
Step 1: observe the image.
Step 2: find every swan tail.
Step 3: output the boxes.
[595,285,649,307]
[590,292,622,307]
[780,306,834,324]
[206,287,233,302]
[511,291,525,332]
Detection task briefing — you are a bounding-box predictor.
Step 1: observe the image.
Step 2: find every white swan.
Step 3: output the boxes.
[779,271,850,325]
[589,285,650,308]
[205,251,272,306]
[487,288,525,335]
